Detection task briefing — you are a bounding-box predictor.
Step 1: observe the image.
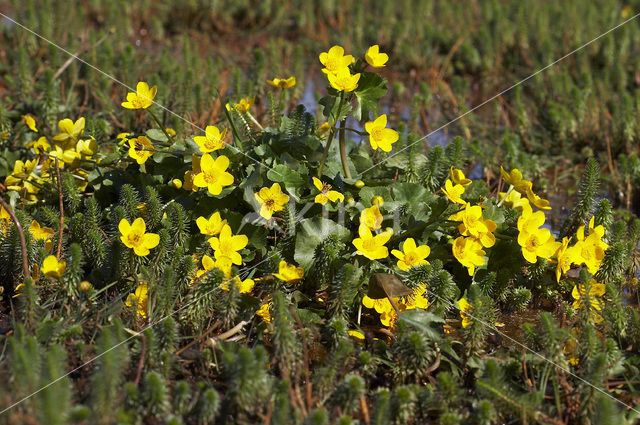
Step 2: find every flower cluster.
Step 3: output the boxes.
[362,283,429,327]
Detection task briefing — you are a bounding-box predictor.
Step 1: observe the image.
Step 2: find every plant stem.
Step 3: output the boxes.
[338,119,351,179]
[318,92,345,177]
[147,108,174,143]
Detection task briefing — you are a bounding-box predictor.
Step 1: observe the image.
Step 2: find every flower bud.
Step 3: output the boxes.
[78,281,91,292]
[371,195,384,207]
[355,180,365,188]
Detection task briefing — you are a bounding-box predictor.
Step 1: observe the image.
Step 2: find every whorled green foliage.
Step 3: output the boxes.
[221,344,271,416]
[272,291,300,376]
[561,158,600,238]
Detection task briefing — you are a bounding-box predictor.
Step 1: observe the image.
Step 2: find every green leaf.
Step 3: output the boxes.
[319,93,352,123]
[398,309,445,341]
[145,129,168,142]
[267,164,305,189]
[294,217,351,269]
[354,72,387,121]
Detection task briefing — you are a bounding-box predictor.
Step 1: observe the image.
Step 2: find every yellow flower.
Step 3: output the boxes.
[450,167,471,186]
[76,138,98,156]
[165,127,176,136]
[525,187,551,210]
[573,217,609,274]
[128,136,154,165]
[119,218,160,256]
[500,166,533,195]
[317,122,332,135]
[267,77,296,88]
[359,204,383,231]
[193,154,234,195]
[516,204,559,263]
[78,281,91,292]
[442,179,466,205]
[498,190,529,211]
[364,114,398,152]
[312,177,344,205]
[257,299,273,323]
[208,224,248,266]
[121,81,157,109]
[555,236,579,282]
[449,203,497,248]
[226,97,255,113]
[255,183,290,219]
[327,67,360,92]
[0,206,10,234]
[126,283,149,318]
[53,117,85,143]
[572,279,605,323]
[319,45,354,74]
[41,255,66,278]
[452,236,486,276]
[193,125,228,153]
[220,276,255,293]
[26,136,51,154]
[458,297,472,328]
[353,224,391,260]
[50,145,81,164]
[29,220,54,241]
[371,196,384,207]
[196,212,227,236]
[348,330,365,340]
[363,283,429,327]
[21,114,38,132]
[365,45,389,68]
[391,238,430,271]
[273,260,304,283]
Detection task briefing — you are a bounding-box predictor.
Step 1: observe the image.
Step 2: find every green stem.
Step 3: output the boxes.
[317,92,345,177]
[147,109,174,143]
[338,119,351,179]
[245,111,264,131]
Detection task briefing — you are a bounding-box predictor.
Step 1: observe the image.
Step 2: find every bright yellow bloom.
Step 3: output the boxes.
[181,154,201,192]
[76,138,99,156]
[525,187,551,210]
[364,114,398,152]
[196,212,227,236]
[255,183,290,219]
[128,136,154,165]
[121,81,157,109]
[29,220,54,241]
[573,217,608,274]
[50,145,81,164]
[41,255,66,278]
[348,330,365,340]
[359,204,383,231]
[442,179,466,205]
[208,224,248,266]
[257,299,273,323]
[125,283,149,318]
[0,206,10,234]
[193,125,228,153]
[450,167,472,186]
[458,297,472,328]
[317,122,332,135]
[452,236,486,276]
[319,45,354,74]
[500,166,533,194]
[119,218,160,256]
[273,260,304,283]
[352,224,390,260]
[26,136,51,154]
[193,154,234,195]
[449,203,497,248]
[555,236,579,282]
[53,117,85,143]
[572,279,605,323]
[363,283,429,327]
[516,204,559,263]
[391,238,430,271]
[267,77,296,88]
[220,276,254,293]
[499,190,530,211]
[198,254,233,280]
[327,67,360,92]
[371,196,384,207]
[165,128,176,136]
[226,97,255,113]
[312,177,344,205]
[21,114,37,132]
[365,45,389,68]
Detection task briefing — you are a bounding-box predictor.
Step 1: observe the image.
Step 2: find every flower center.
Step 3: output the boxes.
[129,232,142,246]
[362,238,377,251]
[322,183,332,193]
[404,252,418,265]
[371,127,384,141]
[203,171,218,184]
[265,198,275,208]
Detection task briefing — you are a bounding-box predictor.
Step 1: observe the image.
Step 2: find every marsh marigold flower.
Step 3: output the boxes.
[319,45,354,74]
[29,220,54,241]
[128,136,154,165]
[458,297,473,328]
[220,276,255,293]
[452,236,486,276]
[126,283,149,318]
[53,117,85,143]
[41,255,66,278]
[359,204,383,231]
[573,217,608,273]
[122,81,157,109]
[364,114,398,152]
[450,167,472,186]
[193,125,228,153]
[257,299,273,323]
[498,190,529,211]
[21,115,37,132]
[226,97,255,113]
[516,204,559,263]
[327,67,360,92]
[449,203,497,248]
[193,154,234,195]
[196,211,227,236]
[273,260,304,283]
[208,224,248,266]
[255,183,290,219]
[267,77,296,89]
[312,177,344,205]
[119,218,160,256]
[572,279,605,323]
[442,179,466,205]
[525,187,551,210]
[365,45,389,68]
[27,137,50,154]
[500,166,533,195]
[391,238,430,271]
[352,224,391,260]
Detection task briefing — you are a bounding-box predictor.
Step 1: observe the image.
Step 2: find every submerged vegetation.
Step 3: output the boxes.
[1,1,640,424]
